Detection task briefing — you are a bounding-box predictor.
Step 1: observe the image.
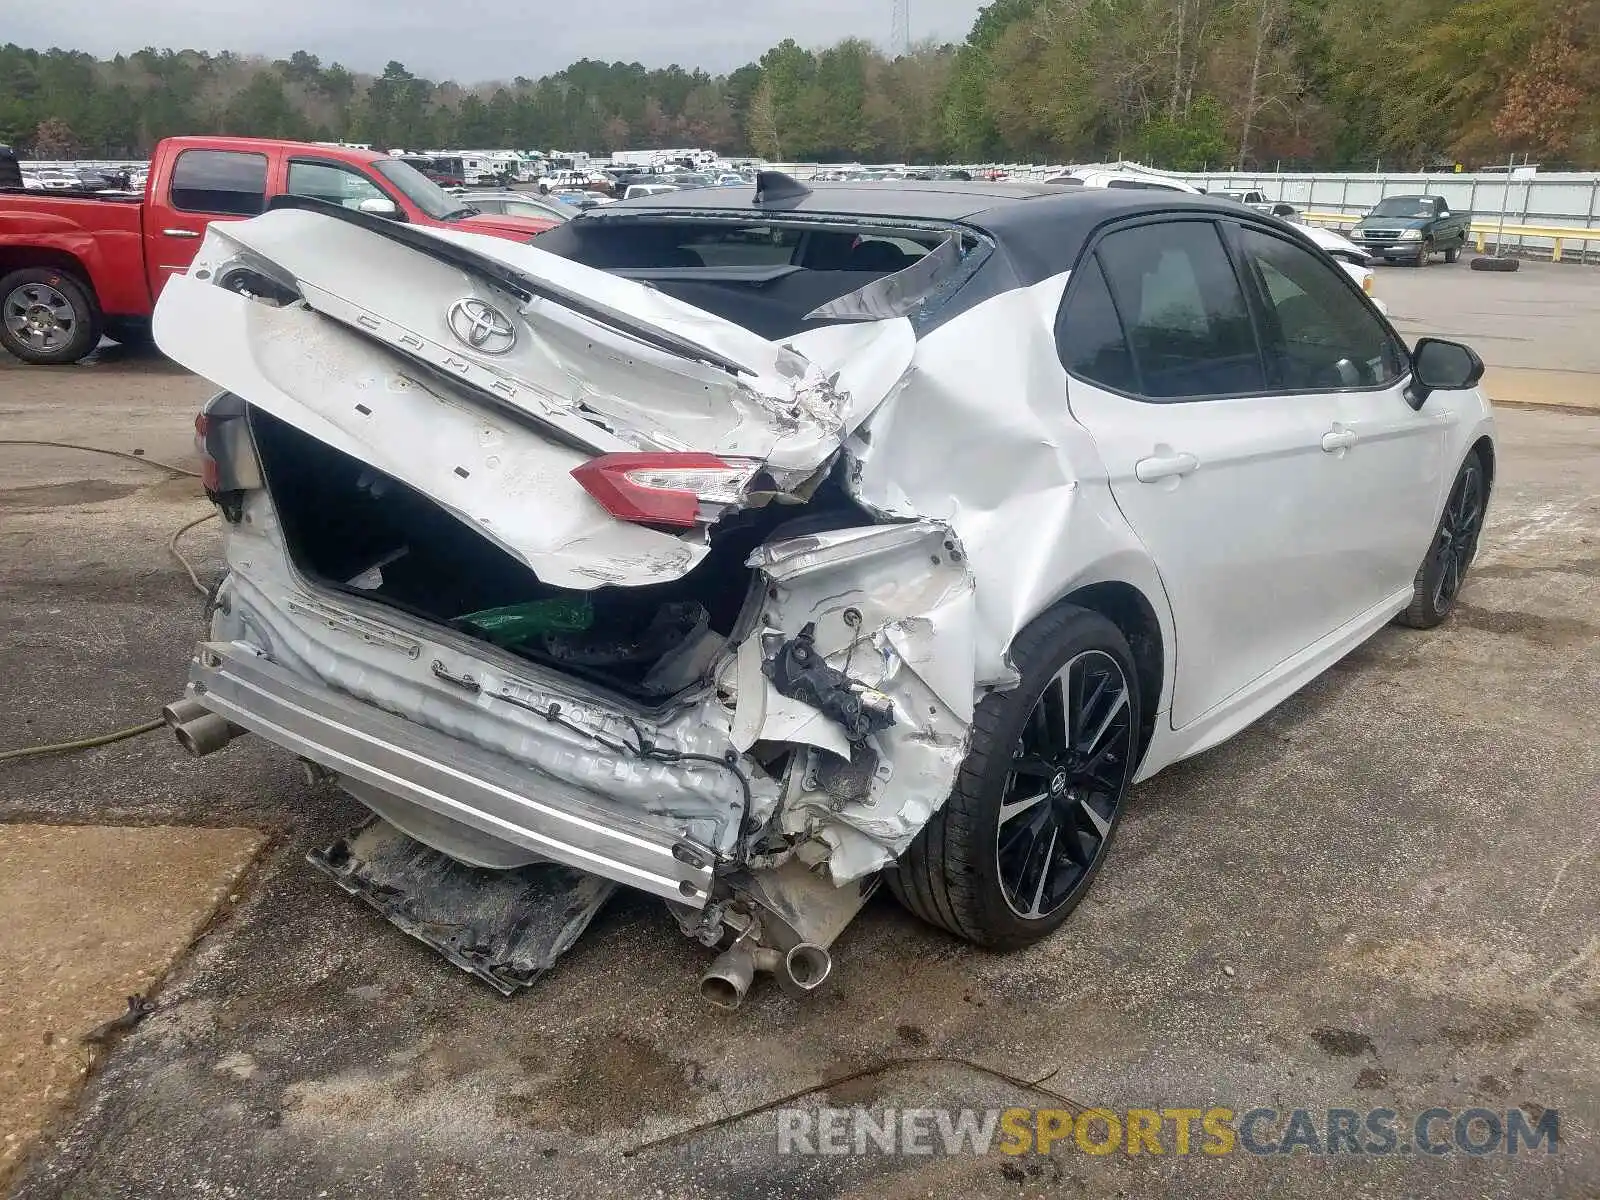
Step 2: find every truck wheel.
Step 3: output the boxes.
[0,268,101,364]
[1445,244,1461,264]
[1413,240,1431,267]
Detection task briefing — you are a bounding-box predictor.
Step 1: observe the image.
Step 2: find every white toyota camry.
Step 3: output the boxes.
[155,176,1495,1006]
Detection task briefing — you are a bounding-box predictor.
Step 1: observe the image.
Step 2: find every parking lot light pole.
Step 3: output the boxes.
[1495,153,1514,257]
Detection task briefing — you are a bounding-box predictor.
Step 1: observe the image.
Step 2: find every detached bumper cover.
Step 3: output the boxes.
[189,640,713,903]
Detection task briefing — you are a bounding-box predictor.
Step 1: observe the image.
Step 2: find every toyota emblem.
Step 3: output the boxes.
[446,298,517,355]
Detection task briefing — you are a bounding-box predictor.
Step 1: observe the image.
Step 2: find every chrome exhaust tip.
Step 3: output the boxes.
[172,712,242,758]
[162,696,211,728]
[699,945,756,1011]
[778,943,833,996]
[699,940,834,1009]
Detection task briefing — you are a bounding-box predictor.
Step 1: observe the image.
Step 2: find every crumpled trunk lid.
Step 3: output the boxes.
[153,206,914,590]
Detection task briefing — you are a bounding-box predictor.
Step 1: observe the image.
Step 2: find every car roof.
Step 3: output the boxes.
[580,179,1244,285]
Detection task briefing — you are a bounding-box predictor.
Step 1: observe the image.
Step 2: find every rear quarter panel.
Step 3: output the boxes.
[847,267,1178,713]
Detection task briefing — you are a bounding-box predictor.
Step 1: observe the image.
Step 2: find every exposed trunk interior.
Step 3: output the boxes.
[249,408,869,701]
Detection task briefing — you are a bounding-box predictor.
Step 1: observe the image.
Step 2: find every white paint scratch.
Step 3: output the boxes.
[1538,832,1598,918]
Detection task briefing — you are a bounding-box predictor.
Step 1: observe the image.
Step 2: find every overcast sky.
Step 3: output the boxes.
[8,0,985,80]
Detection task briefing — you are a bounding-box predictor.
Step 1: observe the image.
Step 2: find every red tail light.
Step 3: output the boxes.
[571,452,758,528]
[194,411,221,492]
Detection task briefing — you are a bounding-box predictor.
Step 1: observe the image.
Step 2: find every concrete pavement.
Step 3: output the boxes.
[1,285,1597,1199]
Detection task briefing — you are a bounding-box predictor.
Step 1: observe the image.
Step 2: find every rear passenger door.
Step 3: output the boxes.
[144,148,270,301]
[1059,217,1357,729]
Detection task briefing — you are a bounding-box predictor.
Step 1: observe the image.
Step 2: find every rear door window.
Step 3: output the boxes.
[169,150,268,216]
[1057,256,1138,394]
[1094,220,1264,399]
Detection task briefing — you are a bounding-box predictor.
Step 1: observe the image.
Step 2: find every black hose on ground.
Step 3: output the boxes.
[0,439,216,761]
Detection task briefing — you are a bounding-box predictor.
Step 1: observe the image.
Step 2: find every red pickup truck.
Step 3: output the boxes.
[0,136,559,364]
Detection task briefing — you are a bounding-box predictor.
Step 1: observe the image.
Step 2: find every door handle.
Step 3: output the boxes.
[161,228,200,239]
[1134,451,1199,483]
[1321,427,1359,452]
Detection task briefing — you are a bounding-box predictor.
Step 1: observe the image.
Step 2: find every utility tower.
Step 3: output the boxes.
[891,0,911,56]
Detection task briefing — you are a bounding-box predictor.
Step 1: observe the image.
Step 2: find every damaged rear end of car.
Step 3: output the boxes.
[157,200,983,1005]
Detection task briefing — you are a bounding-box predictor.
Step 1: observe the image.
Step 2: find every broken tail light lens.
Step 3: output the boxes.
[571,452,758,529]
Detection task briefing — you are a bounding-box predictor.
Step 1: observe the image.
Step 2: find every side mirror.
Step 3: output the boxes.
[1407,337,1484,409]
[357,196,400,218]
[1272,202,1297,217]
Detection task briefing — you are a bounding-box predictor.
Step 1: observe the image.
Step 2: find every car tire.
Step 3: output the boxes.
[887,604,1141,950]
[1470,256,1520,272]
[1445,245,1461,264]
[0,268,101,364]
[1413,240,1432,267]
[1396,449,1488,629]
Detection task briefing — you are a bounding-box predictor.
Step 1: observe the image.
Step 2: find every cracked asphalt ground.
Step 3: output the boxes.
[2,276,1598,1197]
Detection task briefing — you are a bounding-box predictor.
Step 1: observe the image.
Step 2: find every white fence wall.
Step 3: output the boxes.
[1179,170,1600,257]
[1178,170,1600,226]
[772,163,1600,259]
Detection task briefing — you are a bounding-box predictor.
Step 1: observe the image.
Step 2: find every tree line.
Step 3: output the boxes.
[2,0,1598,170]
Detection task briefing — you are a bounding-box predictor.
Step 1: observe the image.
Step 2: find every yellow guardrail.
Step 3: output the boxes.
[1304,211,1600,262]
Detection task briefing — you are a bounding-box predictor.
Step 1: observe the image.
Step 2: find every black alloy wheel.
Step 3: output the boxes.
[994,649,1134,920]
[1398,450,1488,628]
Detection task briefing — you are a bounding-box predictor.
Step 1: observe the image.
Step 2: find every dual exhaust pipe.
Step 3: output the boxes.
[699,938,833,1011]
[161,695,244,757]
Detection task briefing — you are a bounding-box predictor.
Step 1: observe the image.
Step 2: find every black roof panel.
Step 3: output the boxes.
[586,180,1246,285]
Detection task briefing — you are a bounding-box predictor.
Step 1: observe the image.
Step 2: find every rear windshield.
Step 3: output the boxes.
[1369,197,1439,218]
[536,217,980,340]
[542,219,948,272]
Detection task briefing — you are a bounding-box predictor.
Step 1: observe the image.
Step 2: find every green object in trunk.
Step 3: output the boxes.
[458,597,594,645]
